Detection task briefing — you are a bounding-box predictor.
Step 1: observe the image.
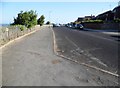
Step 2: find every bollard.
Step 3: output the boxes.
[6,28,9,40]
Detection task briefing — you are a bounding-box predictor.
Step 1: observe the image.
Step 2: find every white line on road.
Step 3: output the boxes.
[65,36,107,67]
[65,36,78,48]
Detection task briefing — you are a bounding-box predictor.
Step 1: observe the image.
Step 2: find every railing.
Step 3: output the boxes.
[0,25,40,47]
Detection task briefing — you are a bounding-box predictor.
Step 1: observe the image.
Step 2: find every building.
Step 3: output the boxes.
[74,5,120,23]
[113,6,120,19]
[76,17,84,22]
[76,15,95,22]
[84,15,95,21]
[96,10,114,21]
[118,1,120,6]
[95,5,120,21]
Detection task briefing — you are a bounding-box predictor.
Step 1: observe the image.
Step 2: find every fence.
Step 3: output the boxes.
[0,25,40,47]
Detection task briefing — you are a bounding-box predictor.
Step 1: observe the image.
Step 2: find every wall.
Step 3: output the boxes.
[83,23,120,30]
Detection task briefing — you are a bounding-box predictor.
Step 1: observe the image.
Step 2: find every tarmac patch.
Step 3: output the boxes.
[52,59,61,64]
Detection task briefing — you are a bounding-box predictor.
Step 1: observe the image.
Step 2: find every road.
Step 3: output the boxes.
[2,26,118,86]
[53,26,119,74]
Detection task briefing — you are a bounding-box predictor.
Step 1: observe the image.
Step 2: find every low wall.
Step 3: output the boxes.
[0,49,1,87]
[83,23,102,29]
[0,25,53,47]
[83,23,120,30]
[0,25,40,47]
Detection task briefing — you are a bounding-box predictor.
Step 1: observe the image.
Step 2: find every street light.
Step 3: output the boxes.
[49,11,52,23]
[49,11,52,28]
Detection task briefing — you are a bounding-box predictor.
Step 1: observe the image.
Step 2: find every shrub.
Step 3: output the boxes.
[12,10,37,28]
[37,15,45,26]
[46,21,50,25]
[10,25,26,31]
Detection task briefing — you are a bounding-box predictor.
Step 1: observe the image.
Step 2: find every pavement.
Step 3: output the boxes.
[2,26,118,86]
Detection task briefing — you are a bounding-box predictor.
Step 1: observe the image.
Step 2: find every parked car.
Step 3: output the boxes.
[53,24,60,27]
[75,24,84,30]
[68,24,72,28]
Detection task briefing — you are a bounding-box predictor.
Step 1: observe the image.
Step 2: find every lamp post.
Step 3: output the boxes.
[49,11,52,28]
[49,11,52,23]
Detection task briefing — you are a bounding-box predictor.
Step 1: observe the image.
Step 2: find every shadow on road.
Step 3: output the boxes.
[111,35,120,42]
[84,28,120,32]
[111,35,120,38]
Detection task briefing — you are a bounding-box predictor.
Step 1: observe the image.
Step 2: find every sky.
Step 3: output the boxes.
[0,2,119,24]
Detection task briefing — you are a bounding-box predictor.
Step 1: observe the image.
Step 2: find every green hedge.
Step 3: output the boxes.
[83,20,103,23]
[9,25,27,31]
[114,18,120,23]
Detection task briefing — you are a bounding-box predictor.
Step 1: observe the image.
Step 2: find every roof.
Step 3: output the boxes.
[97,10,112,17]
[113,5,120,11]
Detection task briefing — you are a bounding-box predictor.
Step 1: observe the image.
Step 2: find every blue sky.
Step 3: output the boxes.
[0,2,118,24]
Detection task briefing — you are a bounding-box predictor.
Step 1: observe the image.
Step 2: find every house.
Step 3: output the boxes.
[118,1,120,6]
[84,15,95,21]
[113,6,120,19]
[76,15,95,22]
[76,17,84,22]
[96,10,114,21]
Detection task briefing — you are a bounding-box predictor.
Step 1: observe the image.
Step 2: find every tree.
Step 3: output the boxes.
[12,10,37,28]
[37,15,45,26]
[46,21,50,25]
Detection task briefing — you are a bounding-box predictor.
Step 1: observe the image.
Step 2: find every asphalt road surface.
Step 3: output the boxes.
[53,26,119,74]
[2,26,118,86]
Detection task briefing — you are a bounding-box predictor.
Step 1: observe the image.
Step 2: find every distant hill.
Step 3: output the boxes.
[0,24,10,27]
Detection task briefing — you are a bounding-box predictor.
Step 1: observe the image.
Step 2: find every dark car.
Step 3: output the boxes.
[75,24,84,30]
[53,24,60,27]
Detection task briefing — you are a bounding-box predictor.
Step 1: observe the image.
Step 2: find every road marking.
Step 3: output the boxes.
[65,36,107,67]
[90,57,107,67]
[84,33,116,42]
[65,36,78,47]
[57,54,119,77]
[52,29,119,77]
[84,48,102,51]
